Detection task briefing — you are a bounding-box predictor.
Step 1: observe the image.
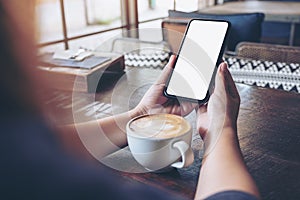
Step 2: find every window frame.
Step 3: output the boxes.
[38,0,182,49]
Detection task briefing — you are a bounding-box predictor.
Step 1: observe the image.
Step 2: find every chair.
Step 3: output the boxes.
[225,42,300,93]
[236,42,300,63]
[161,19,189,54]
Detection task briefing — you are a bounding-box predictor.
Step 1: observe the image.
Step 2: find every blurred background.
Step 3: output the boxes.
[36,0,213,51]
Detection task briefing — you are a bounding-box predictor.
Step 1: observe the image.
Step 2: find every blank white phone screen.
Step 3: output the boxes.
[166,20,228,100]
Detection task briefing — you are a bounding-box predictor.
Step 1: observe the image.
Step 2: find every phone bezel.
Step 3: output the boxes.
[164,18,231,104]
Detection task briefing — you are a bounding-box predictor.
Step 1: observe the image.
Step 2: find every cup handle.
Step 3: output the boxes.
[171,141,194,168]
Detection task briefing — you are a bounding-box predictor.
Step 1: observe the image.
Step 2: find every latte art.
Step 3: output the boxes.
[126,114,194,171]
[129,114,190,139]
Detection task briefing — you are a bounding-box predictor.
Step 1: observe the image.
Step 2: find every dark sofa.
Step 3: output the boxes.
[168,9,300,48]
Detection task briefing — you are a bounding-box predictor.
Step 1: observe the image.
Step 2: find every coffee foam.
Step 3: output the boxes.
[128,114,190,139]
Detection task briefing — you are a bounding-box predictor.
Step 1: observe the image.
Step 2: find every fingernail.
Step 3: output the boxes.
[220,63,228,72]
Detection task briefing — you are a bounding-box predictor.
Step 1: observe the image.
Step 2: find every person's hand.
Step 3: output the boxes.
[133,55,196,117]
[196,62,240,143]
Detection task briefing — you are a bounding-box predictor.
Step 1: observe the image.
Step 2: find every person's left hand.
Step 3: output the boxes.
[133,55,197,117]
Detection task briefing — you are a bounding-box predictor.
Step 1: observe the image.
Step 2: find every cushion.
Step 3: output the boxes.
[124,51,170,69]
[262,22,291,38]
[168,10,265,51]
[261,22,300,45]
[225,56,300,93]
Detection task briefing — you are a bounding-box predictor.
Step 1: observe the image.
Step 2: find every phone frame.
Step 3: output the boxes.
[164,18,231,104]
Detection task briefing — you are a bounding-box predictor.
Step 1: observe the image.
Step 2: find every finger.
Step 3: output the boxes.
[213,62,226,96]
[220,63,239,98]
[197,103,207,115]
[155,55,176,85]
[167,55,176,69]
[179,101,198,116]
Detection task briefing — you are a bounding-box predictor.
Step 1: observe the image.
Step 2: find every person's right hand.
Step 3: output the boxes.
[196,62,240,149]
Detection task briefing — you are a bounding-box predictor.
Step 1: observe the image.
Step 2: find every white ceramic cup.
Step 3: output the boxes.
[126,114,194,172]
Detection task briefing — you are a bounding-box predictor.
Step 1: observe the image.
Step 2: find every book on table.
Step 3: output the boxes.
[38,51,125,93]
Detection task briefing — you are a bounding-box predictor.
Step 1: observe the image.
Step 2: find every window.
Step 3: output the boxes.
[36,0,64,43]
[64,0,122,38]
[138,0,174,22]
[37,0,124,50]
[138,0,199,23]
[37,0,207,51]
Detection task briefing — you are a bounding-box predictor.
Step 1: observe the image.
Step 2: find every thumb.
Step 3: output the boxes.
[221,62,239,99]
[213,62,227,96]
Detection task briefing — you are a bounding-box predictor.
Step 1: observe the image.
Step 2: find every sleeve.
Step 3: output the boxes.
[2,117,187,200]
[205,190,258,200]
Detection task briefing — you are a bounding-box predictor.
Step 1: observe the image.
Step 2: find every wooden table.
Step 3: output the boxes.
[201,1,300,45]
[92,65,299,200]
[49,64,300,200]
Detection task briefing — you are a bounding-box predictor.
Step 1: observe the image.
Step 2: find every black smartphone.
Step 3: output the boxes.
[164,19,230,104]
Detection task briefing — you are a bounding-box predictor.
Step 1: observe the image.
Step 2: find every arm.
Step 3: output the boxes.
[59,56,196,159]
[195,127,260,199]
[60,109,141,159]
[194,63,260,199]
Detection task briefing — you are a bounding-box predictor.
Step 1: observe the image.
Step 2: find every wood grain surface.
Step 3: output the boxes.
[48,66,300,200]
[98,67,300,200]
